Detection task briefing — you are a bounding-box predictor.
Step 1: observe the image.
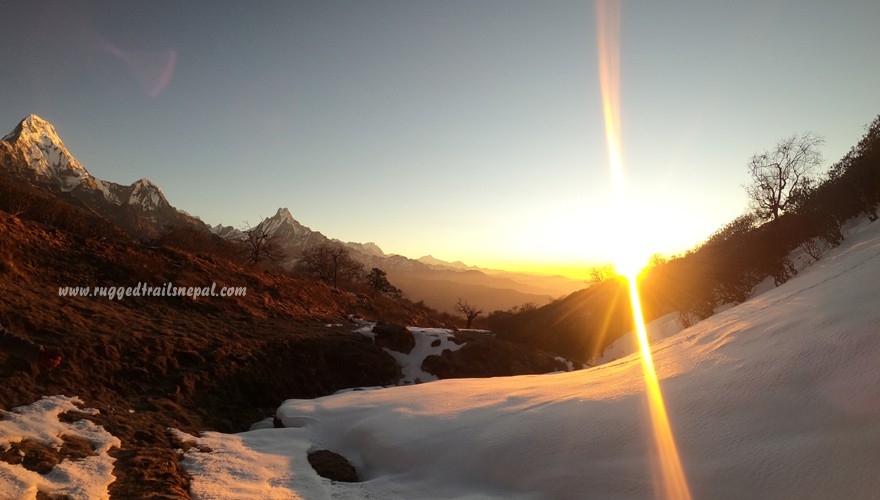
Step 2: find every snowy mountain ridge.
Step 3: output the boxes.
[417,254,472,271]
[0,114,205,233]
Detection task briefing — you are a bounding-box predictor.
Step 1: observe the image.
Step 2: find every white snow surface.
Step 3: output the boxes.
[595,312,685,365]
[0,395,121,499]
[178,217,880,499]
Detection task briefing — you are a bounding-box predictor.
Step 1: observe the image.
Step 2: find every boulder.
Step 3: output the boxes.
[307,449,359,482]
[422,331,568,379]
[371,323,415,354]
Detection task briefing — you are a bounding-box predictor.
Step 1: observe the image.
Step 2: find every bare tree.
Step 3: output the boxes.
[745,133,824,222]
[587,264,615,285]
[298,243,364,288]
[800,237,828,262]
[454,298,483,329]
[239,223,279,265]
[514,302,537,314]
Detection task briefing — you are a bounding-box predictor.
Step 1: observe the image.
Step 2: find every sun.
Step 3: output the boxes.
[608,204,653,279]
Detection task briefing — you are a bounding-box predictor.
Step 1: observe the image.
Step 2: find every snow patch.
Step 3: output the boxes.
[353,324,375,340]
[554,356,577,371]
[0,395,121,499]
[172,428,309,500]
[386,327,465,385]
[355,323,466,384]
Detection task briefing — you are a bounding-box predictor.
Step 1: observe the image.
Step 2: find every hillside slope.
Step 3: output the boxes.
[0,179,573,497]
[0,204,442,497]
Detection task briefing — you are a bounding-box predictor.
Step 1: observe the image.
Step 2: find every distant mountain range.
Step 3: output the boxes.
[0,115,585,312]
[214,208,586,312]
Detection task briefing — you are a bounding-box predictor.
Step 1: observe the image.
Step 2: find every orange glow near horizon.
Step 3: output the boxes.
[596,1,692,499]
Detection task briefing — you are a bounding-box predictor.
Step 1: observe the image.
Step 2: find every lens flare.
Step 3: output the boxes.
[595,1,692,498]
[627,274,692,499]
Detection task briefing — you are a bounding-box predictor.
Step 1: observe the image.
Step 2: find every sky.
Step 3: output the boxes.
[1,0,879,279]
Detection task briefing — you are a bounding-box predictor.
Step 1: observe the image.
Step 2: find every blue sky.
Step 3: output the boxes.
[2,0,879,277]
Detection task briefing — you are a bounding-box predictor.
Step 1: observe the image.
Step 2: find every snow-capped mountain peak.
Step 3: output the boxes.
[128,178,169,211]
[260,207,307,236]
[272,207,296,226]
[2,114,92,191]
[3,114,62,143]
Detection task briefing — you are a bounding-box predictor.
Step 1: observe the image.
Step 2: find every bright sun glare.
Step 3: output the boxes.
[595,1,692,499]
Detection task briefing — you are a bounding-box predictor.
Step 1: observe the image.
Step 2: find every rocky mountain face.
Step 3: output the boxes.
[0,114,207,237]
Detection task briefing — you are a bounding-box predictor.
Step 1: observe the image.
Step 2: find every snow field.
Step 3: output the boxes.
[176,216,880,498]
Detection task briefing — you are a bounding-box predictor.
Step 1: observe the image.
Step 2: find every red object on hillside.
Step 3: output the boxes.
[0,325,62,370]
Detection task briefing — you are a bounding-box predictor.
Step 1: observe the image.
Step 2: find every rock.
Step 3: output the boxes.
[307,449,359,482]
[371,323,414,354]
[421,331,568,379]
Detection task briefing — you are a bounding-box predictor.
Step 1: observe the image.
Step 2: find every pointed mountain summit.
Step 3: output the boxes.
[213,207,330,255]
[2,114,94,191]
[128,178,171,211]
[257,207,327,254]
[260,207,308,237]
[214,208,392,265]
